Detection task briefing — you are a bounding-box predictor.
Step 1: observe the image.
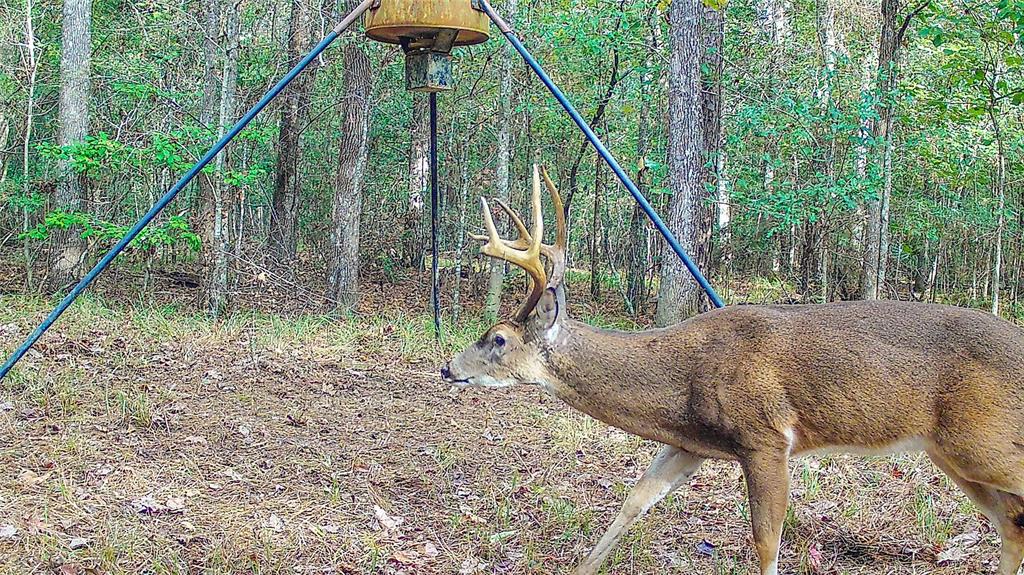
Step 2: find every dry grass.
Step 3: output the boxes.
[0,293,1001,574]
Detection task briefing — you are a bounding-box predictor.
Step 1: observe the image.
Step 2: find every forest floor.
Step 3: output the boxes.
[0,267,1005,575]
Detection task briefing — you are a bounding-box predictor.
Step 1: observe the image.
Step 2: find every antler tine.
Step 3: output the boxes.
[540,166,567,288]
[469,198,531,251]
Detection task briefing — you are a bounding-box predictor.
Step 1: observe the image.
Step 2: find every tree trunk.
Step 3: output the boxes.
[327,36,372,312]
[625,8,660,315]
[268,0,312,272]
[590,152,603,299]
[204,1,239,316]
[759,0,788,277]
[452,138,471,323]
[862,0,916,300]
[656,0,713,326]
[702,4,725,275]
[21,0,39,289]
[806,0,837,302]
[197,0,220,306]
[48,0,92,293]
[484,0,516,322]
[405,94,429,270]
[989,95,1006,315]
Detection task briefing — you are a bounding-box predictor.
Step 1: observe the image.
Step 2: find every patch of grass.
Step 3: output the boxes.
[801,461,822,500]
[549,412,603,455]
[108,385,152,428]
[541,495,593,544]
[914,484,954,545]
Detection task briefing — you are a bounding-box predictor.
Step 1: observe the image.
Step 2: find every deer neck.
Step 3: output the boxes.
[531,319,700,442]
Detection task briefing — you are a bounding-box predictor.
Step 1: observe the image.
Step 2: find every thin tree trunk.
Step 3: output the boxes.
[759,0,788,277]
[989,98,1006,315]
[405,94,429,270]
[484,0,516,322]
[327,33,372,312]
[206,1,239,316]
[453,139,470,323]
[861,0,926,299]
[269,0,313,271]
[590,152,603,299]
[807,0,837,302]
[197,0,220,306]
[703,3,725,278]
[656,0,713,326]
[48,0,92,293]
[20,0,38,289]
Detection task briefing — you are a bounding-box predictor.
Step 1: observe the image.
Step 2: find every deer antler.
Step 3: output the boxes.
[477,165,547,323]
[473,165,568,323]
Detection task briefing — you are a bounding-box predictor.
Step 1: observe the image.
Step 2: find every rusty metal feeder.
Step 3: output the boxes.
[365,0,490,92]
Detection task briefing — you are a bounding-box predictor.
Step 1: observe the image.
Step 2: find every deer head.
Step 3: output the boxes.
[441,164,566,388]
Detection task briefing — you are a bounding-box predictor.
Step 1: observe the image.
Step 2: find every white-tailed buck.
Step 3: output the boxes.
[441,165,1024,575]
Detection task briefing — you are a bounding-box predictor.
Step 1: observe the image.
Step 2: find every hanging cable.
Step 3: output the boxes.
[430,92,442,341]
[0,0,376,380]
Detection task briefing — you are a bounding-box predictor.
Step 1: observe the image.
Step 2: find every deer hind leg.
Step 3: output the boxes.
[741,450,790,575]
[572,445,704,575]
[928,450,1024,575]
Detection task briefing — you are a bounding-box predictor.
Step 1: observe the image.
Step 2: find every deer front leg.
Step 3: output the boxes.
[573,445,704,575]
[741,451,790,575]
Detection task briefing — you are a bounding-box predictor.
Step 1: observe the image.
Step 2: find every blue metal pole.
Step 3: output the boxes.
[478,0,725,310]
[0,0,375,380]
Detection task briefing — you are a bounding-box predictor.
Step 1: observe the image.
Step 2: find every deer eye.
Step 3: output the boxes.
[494,334,506,347]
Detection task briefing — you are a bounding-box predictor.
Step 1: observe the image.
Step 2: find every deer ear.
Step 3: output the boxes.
[535,287,561,329]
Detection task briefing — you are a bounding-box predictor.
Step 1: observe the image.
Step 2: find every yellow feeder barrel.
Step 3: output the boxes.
[365,0,490,47]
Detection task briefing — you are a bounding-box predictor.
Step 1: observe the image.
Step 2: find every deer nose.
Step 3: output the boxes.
[440,363,451,380]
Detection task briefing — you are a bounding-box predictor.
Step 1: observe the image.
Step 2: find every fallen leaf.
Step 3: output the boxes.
[423,542,439,557]
[93,464,113,477]
[938,531,981,565]
[264,514,285,532]
[321,524,341,534]
[373,505,403,532]
[392,549,419,564]
[488,530,517,543]
[0,524,17,539]
[18,469,50,487]
[132,495,164,515]
[808,542,824,573]
[58,565,81,575]
[23,515,47,535]
[459,557,487,574]
[937,546,966,565]
[696,539,716,557]
[68,537,90,550]
[165,497,186,513]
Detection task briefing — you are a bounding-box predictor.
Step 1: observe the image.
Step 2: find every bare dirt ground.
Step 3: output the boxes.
[0,273,1004,574]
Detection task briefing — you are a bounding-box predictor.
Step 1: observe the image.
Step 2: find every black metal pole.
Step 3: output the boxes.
[430,92,442,341]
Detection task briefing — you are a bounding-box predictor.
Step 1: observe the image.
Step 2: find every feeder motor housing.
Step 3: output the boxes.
[364,0,490,92]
